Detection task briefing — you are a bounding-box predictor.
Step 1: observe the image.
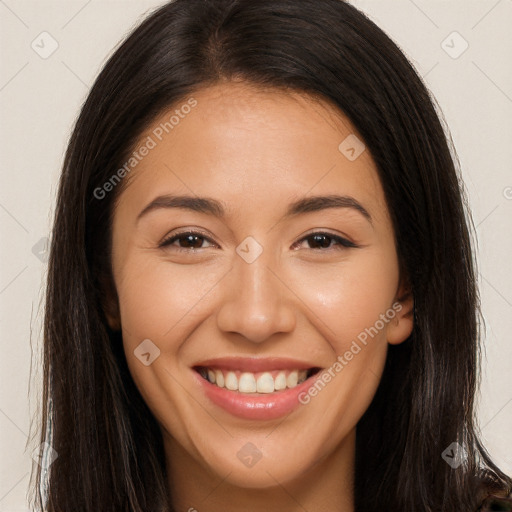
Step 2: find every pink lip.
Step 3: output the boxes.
[192,356,316,372]
[191,359,322,421]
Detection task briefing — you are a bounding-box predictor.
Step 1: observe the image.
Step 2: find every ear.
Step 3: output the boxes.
[386,275,414,346]
[104,297,121,332]
[98,269,121,332]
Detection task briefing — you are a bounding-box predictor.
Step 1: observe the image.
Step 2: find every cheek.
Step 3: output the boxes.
[289,248,399,350]
[115,256,215,430]
[116,256,225,343]
[291,257,397,440]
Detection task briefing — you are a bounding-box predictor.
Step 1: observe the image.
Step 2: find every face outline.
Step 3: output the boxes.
[106,81,414,500]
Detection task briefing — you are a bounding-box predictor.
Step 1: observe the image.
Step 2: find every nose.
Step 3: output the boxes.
[215,246,296,344]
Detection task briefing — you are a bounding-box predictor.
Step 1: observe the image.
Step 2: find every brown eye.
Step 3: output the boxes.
[294,232,358,251]
[159,231,216,251]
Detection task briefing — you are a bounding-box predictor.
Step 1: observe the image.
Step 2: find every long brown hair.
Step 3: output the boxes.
[31,0,512,510]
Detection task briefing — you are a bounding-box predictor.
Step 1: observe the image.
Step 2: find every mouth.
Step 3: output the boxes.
[193,366,322,394]
[190,356,324,420]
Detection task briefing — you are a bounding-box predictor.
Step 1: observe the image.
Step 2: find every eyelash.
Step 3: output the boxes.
[158,230,358,252]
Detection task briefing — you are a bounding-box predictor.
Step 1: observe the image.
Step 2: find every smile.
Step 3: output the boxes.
[191,357,323,420]
[195,367,320,394]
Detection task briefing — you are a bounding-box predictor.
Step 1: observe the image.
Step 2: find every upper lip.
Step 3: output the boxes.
[192,357,321,373]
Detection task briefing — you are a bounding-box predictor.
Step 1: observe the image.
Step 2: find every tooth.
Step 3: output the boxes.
[225,371,238,391]
[210,368,310,393]
[239,372,257,393]
[256,372,275,393]
[215,369,224,387]
[274,371,287,391]
[286,370,298,388]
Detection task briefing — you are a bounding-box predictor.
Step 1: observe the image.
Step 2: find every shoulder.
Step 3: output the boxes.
[473,472,512,511]
[476,494,512,511]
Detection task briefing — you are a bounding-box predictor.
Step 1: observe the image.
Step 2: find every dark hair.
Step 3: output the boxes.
[31,0,512,510]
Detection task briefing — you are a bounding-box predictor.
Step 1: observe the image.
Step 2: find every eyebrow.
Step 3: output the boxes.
[136,194,372,225]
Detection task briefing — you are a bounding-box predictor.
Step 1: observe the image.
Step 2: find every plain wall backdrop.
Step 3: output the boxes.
[0,0,511,509]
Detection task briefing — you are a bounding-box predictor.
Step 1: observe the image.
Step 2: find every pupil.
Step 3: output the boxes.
[181,235,203,249]
[311,234,331,248]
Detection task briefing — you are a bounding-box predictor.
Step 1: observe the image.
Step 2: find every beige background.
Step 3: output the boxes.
[1,0,511,509]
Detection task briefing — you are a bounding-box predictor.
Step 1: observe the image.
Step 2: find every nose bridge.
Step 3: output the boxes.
[239,248,277,309]
[215,237,296,343]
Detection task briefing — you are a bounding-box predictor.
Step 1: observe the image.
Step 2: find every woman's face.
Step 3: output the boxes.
[107,82,413,489]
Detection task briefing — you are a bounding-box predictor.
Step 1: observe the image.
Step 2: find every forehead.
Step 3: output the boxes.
[115,81,388,225]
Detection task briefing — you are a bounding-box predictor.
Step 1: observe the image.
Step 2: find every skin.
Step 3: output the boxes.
[106,81,414,512]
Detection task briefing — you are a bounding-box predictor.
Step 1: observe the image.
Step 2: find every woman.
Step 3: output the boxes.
[32,0,512,510]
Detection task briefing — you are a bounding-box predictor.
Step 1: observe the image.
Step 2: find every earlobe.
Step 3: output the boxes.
[98,271,122,331]
[105,307,121,331]
[387,282,414,345]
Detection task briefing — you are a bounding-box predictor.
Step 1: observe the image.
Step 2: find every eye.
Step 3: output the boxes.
[159,230,217,251]
[159,230,358,252]
[292,232,358,251]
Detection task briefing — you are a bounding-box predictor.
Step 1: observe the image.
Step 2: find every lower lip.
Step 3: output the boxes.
[192,370,320,420]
